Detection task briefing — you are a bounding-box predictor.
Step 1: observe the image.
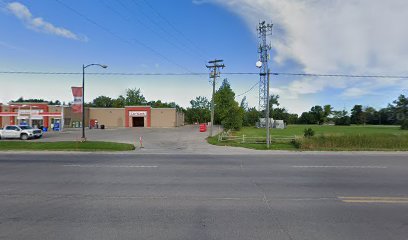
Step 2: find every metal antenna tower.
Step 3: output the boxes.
[257,21,273,111]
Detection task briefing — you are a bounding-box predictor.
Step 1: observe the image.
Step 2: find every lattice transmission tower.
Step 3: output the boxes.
[257,21,273,111]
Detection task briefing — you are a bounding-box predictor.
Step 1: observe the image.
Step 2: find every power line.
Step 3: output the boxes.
[236,82,259,97]
[273,72,408,79]
[2,70,408,79]
[0,71,207,76]
[101,0,202,63]
[124,0,207,62]
[53,0,193,73]
[141,0,208,60]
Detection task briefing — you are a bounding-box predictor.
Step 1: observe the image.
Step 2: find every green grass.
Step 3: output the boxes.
[234,124,408,137]
[297,134,408,151]
[208,125,408,151]
[0,141,136,152]
[207,136,297,150]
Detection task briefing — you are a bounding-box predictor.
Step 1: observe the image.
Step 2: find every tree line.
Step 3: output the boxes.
[184,79,408,130]
[10,84,408,130]
[86,88,182,110]
[297,95,408,126]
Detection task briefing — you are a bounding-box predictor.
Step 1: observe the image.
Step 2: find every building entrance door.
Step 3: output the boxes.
[32,119,44,129]
[132,117,144,127]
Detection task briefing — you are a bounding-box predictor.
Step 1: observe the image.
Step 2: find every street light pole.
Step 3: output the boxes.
[81,64,108,141]
[82,64,85,140]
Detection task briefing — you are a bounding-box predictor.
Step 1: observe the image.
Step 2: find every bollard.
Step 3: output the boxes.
[139,136,144,148]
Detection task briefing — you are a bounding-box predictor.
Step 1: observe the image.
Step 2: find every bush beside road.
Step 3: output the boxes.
[0,141,135,152]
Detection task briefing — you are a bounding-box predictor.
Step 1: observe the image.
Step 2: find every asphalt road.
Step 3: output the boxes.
[0,152,407,240]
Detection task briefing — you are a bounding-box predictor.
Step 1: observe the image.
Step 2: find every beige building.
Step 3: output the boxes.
[63,106,184,128]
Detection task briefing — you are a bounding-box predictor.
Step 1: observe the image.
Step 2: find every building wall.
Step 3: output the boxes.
[151,108,178,127]
[47,105,63,128]
[63,106,90,128]
[176,111,185,127]
[2,105,10,127]
[89,108,125,128]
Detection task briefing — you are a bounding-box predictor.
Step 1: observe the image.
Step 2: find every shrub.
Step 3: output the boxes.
[304,128,315,138]
[401,120,408,130]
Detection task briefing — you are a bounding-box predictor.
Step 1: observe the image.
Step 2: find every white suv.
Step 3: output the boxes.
[0,125,43,140]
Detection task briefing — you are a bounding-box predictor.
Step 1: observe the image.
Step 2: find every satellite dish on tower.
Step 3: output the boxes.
[256,61,263,68]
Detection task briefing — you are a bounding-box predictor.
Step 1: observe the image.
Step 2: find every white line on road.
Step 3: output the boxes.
[63,165,158,168]
[292,165,387,169]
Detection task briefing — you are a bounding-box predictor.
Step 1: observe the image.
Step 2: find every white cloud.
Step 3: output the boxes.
[6,2,87,41]
[205,0,408,100]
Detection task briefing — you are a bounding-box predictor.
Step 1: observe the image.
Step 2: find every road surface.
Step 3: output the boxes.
[0,152,407,239]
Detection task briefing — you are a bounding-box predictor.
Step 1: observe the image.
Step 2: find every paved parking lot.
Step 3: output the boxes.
[37,125,250,154]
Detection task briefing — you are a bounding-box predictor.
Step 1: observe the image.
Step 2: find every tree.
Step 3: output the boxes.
[48,100,61,105]
[287,113,299,125]
[11,97,46,103]
[243,107,260,126]
[240,96,248,111]
[190,96,211,109]
[298,112,316,124]
[323,104,333,123]
[222,105,244,130]
[351,105,364,124]
[364,107,379,125]
[401,119,408,130]
[332,110,351,126]
[113,95,125,108]
[310,105,325,124]
[185,96,211,124]
[214,79,243,130]
[390,94,408,124]
[270,107,290,123]
[148,100,180,109]
[125,88,147,106]
[92,96,114,108]
[268,94,280,113]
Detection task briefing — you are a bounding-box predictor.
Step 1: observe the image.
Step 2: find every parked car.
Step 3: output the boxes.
[0,125,43,140]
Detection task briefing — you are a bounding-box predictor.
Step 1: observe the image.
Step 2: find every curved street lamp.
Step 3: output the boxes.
[82,63,108,141]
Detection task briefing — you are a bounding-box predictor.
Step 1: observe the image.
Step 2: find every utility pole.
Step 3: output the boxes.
[257,21,273,148]
[206,59,225,137]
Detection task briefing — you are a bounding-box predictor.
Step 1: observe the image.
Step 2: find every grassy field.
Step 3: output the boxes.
[0,141,136,152]
[208,125,408,151]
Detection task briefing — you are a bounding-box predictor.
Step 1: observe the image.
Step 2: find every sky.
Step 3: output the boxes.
[0,0,407,114]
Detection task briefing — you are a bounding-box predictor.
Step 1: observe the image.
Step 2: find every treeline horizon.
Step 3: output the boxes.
[9,85,408,130]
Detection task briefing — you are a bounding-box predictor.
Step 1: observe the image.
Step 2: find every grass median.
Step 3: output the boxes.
[208,125,408,151]
[0,141,136,152]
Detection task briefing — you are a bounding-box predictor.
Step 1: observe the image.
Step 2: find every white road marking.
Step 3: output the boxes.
[292,165,387,169]
[63,164,158,168]
[339,196,408,204]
